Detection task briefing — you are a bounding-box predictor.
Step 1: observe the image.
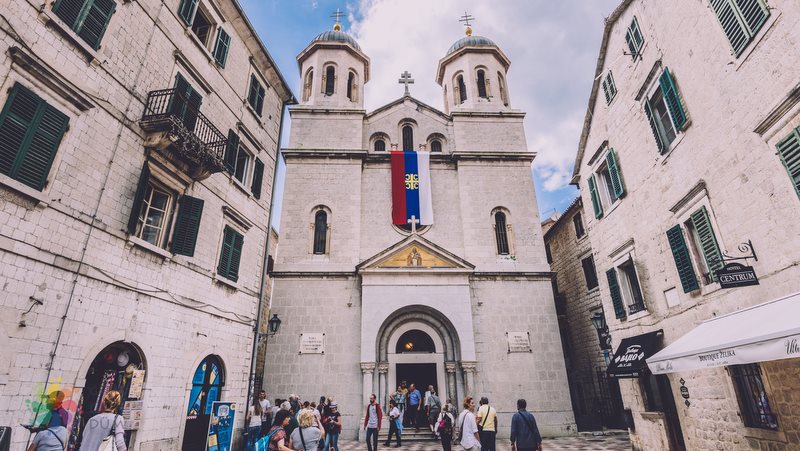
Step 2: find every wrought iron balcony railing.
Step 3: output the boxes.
[140,88,227,178]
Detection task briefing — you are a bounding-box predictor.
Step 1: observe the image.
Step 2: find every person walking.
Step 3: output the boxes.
[27,424,67,451]
[456,397,480,451]
[362,394,383,451]
[428,389,441,437]
[391,386,405,425]
[407,384,421,431]
[383,400,401,448]
[258,391,272,437]
[78,390,127,451]
[245,396,263,451]
[291,410,324,451]
[434,403,455,451]
[475,397,497,451]
[322,403,342,451]
[509,399,542,451]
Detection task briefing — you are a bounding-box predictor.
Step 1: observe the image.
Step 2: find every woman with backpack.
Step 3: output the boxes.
[258,409,292,451]
[427,389,441,437]
[434,402,455,451]
[321,403,342,451]
[245,396,264,451]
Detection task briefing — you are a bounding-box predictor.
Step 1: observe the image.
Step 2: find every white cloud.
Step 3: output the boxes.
[347,0,618,194]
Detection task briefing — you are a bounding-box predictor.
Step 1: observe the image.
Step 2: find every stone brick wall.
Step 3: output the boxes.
[574,0,800,449]
[0,0,290,449]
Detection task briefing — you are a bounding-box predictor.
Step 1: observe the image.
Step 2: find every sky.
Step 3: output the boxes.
[239,0,620,227]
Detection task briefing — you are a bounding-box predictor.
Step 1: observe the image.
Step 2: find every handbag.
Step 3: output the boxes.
[477,405,490,432]
[99,415,119,451]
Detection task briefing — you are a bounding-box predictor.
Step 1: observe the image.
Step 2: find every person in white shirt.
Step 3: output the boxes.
[457,397,481,451]
[258,390,271,437]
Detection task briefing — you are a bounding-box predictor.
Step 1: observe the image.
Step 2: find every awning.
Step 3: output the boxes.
[648,291,800,374]
[607,330,663,378]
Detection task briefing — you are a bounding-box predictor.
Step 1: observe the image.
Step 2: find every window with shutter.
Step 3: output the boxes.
[644,98,666,153]
[213,28,231,68]
[659,68,687,131]
[172,74,203,132]
[644,72,681,153]
[587,175,603,219]
[224,129,239,174]
[177,0,199,25]
[689,206,724,282]
[605,148,625,199]
[172,195,204,256]
[248,75,265,116]
[625,16,645,59]
[581,255,599,290]
[776,128,800,199]
[251,158,264,199]
[573,212,585,239]
[606,268,626,319]
[53,0,116,50]
[666,224,700,293]
[710,0,770,57]
[218,225,244,282]
[602,71,617,104]
[0,83,69,191]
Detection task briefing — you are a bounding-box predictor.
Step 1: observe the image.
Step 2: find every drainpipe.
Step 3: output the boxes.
[245,99,288,419]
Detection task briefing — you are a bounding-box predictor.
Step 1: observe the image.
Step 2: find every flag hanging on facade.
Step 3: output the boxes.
[391,151,433,226]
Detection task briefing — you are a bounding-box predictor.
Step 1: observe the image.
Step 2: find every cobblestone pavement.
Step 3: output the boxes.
[335,433,631,450]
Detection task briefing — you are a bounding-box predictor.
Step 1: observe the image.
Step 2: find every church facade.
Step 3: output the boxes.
[265,24,575,439]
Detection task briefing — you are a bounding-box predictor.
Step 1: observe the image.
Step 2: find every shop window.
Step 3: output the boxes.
[730,363,779,430]
[640,372,665,412]
[183,355,225,450]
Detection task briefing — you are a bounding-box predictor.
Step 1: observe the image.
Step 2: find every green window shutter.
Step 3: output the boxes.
[213,28,231,68]
[224,129,239,174]
[659,67,687,130]
[690,206,724,281]
[602,72,616,104]
[625,28,638,60]
[127,162,151,235]
[0,84,69,191]
[218,226,244,282]
[606,268,626,319]
[644,98,666,153]
[605,148,625,199]
[776,128,800,199]
[248,75,265,116]
[710,0,750,55]
[251,158,264,199]
[733,0,769,37]
[52,0,87,30]
[173,74,202,131]
[666,225,699,293]
[76,0,116,50]
[178,0,198,25]
[172,195,204,257]
[587,174,603,219]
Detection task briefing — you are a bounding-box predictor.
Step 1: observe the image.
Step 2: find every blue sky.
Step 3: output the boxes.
[239,0,620,227]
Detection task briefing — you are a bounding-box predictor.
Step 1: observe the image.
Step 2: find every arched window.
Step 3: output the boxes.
[430,140,442,153]
[184,355,225,450]
[497,72,509,106]
[374,139,386,152]
[313,210,328,254]
[347,72,356,101]
[324,66,335,96]
[477,69,487,98]
[495,211,510,255]
[457,75,467,104]
[402,125,414,152]
[303,69,314,102]
[396,329,436,353]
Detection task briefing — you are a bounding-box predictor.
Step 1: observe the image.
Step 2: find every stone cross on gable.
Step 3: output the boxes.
[398,71,414,96]
[407,215,420,234]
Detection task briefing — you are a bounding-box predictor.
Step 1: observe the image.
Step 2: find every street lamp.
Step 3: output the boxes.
[267,313,282,336]
[590,312,612,350]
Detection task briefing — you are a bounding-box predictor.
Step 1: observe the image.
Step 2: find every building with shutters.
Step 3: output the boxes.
[571,0,800,449]
[542,198,626,432]
[264,21,576,441]
[0,0,293,449]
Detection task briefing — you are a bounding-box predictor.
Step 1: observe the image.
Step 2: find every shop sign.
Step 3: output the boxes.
[299,333,325,354]
[128,370,145,399]
[613,344,646,369]
[207,401,235,451]
[506,331,532,353]
[122,400,143,430]
[716,263,759,289]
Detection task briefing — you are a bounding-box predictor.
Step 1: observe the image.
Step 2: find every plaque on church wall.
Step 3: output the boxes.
[506,332,532,353]
[299,333,325,354]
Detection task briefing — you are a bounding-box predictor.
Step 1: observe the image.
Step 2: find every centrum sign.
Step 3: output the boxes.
[716,263,759,289]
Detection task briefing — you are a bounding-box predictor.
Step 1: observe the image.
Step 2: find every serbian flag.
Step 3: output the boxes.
[391,151,433,226]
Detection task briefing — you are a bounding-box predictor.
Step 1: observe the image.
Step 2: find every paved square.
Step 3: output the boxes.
[335,434,631,450]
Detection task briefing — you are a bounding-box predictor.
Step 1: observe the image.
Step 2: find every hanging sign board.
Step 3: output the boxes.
[299,333,325,354]
[128,369,145,399]
[207,401,235,451]
[122,400,143,430]
[716,263,759,289]
[506,332,532,353]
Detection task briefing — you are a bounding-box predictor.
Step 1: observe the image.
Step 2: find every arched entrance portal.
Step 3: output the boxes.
[391,325,444,415]
[182,355,225,450]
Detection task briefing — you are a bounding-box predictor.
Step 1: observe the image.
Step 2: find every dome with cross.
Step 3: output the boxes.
[311,29,362,52]
[446,35,498,56]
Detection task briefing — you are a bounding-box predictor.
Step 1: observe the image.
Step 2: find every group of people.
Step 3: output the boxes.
[245,391,343,451]
[376,383,543,451]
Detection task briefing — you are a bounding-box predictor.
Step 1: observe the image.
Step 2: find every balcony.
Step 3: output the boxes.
[139,88,227,180]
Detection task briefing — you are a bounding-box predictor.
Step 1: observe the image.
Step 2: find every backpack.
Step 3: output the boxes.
[254,427,283,451]
[438,413,453,435]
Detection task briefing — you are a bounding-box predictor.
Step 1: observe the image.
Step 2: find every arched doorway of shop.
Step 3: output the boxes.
[182,355,225,450]
[70,341,146,450]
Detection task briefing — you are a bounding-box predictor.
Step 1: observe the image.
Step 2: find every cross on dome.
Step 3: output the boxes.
[331,8,345,31]
[459,11,475,36]
[398,71,414,96]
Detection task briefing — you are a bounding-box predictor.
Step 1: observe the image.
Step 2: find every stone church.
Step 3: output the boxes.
[265,22,575,439]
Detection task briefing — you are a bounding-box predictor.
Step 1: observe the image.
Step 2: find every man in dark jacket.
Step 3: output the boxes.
[509,399,542,451]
